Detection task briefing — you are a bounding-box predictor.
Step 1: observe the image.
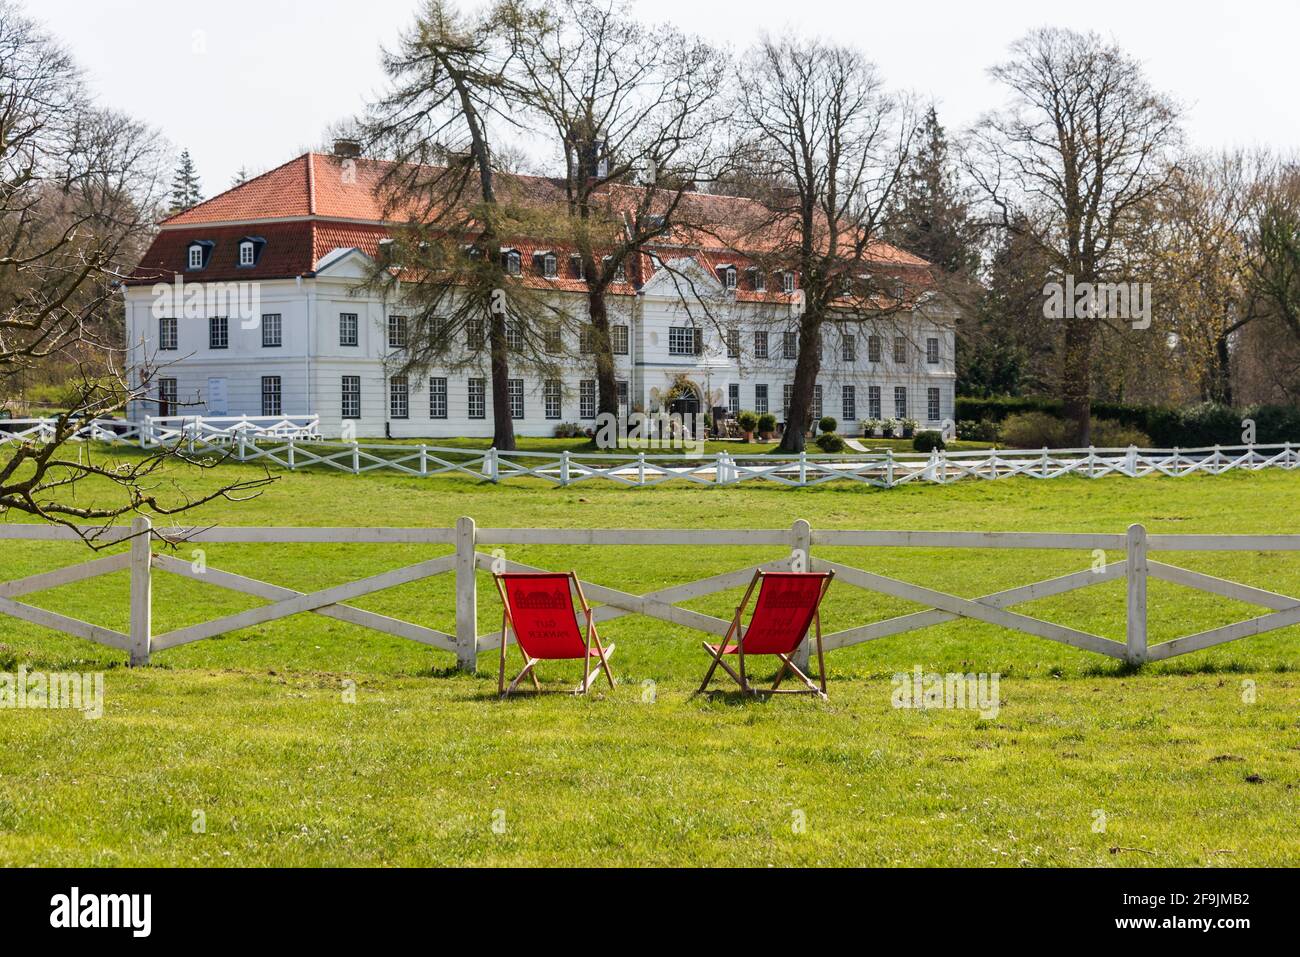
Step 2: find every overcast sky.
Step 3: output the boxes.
[38,0,1298,198]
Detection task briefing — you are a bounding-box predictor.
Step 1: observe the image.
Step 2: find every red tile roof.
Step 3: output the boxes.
[136,152,930,292]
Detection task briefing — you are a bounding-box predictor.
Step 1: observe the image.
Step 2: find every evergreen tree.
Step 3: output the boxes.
[170,149,202,211]
[886,106,979,275]
[231,165,251,188]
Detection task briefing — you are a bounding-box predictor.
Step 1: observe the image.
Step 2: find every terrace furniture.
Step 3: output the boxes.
[493,571,616,697]
[696,570,835,699]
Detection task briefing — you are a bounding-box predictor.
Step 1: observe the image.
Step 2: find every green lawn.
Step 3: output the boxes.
[1,458,1298,866]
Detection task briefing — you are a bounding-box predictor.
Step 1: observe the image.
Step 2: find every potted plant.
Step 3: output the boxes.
[882,418,897,438]
[757,412,777,441]
[861,418,881,438]
[736,409,759,443]
[902,418,918,439]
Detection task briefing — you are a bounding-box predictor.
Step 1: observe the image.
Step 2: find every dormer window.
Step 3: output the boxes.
[718,264,737,291]
[501,248,521,276]
[748,267,765,292]
[534,250,557,278]
[570,254,585,280]
[782,271,796,294]
[186,240,213,271]
[237,237,265,268]
[602,255,625,283]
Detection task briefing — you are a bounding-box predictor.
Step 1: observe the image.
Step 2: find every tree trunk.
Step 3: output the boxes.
[1061,314,1093,446]
[778,316,823,453]
[489,312,516,451]
[588,285,619,419]
[1211,332,1233,406]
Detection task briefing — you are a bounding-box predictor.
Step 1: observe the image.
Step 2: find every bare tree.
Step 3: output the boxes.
[0,1,270,538]
[361,0,565,450]
[502,0,729,419]
[731,36,918,452]
[966,27,1183,444]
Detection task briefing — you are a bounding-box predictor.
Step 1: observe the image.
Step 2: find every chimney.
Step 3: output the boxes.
[333,138,362,159]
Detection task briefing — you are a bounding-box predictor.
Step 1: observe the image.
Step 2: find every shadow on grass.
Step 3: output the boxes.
[1079,657,1292,678]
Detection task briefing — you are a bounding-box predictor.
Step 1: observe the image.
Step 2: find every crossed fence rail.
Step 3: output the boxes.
[2,414,1296,487]
[2,518,1297,674]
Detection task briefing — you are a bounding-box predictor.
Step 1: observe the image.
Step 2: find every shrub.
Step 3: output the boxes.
[756,412,777,435]
[1090,419,1152,448]
[957,419,1000,442]
[1174,402,1241,447]
[999,411,1072,448]
[912,430,945,453]
[736,409,759,433]
[814,431,845,453]
[1242,404,1300,444]
[818,416,837,434]
[553,422,583,438]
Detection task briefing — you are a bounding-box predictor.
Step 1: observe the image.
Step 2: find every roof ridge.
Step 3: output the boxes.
[306,152,317,215]
[159,153,310,226]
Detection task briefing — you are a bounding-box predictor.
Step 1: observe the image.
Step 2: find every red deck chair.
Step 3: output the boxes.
[494,572,616,697]
[697,570,835,699]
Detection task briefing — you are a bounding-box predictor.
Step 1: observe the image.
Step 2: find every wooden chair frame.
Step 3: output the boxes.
[697,569,835,700]
[494,571,616,697]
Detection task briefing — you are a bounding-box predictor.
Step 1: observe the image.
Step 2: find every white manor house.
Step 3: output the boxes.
[125,149,957,439]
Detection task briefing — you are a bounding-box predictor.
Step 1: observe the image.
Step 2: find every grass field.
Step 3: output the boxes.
[1,457,1298,866]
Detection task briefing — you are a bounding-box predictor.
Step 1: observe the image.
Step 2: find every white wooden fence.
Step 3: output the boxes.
[2,518,1297,673]
[3,416,1296,487]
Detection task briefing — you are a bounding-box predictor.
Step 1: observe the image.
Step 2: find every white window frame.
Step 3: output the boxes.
[842,385,856,422]
[868,385,882,420]
[544,379,562,420]
[753,331,768,359]
[669,326,698,356]
[894,385,908,419]
[611,324,629,355]
[468,378,486,419]
[261,313,282,348]
[927,387,941,422]
[340,313,359,347]
[159,317,178,351]
[388,315,408,350]
[754,384,769,414]
[579,379,596,419]
[239,241,255,266]
[389,375,409,419]
[261,376,282,417]
[209,316,228,350]
[507,378,524,420]
[187,245,204,270]
[782,331,797,360]
[927,337,940,365]
[429,377,447,419]
[341,376,361,419]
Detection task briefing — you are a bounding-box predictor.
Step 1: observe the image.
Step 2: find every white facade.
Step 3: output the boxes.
[125,249,957,439]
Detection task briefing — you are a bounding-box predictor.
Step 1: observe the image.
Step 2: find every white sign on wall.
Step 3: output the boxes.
[207,377,228,415]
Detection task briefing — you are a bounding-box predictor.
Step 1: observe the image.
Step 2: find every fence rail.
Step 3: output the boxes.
[1,415,1296,487]
[2,518,1297,673]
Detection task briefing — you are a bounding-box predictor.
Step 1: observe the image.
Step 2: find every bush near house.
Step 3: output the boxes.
[912,430,946,453]
[818,416,838,434]
[814,431,846,452]
[957,397,1300,446]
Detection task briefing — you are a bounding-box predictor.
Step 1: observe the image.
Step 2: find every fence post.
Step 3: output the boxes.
[885,449,894,487]
[419,444,428,477]
[287,436,296,470]
[791,518,813,672]
[1125,523,1148,666]
[455,516,478,673]
[560,450,571,487]
[487,447,499,483]
[128,515,152,667]
[798,451,807,486]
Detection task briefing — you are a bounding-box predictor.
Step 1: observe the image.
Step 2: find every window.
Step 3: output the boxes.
[503,249,521,275]
[209,316,228,350]
[669,326,698,356]
[783,331,797,360]
[754,384,768,414]
[751,268,766,292]
[570,254,585,280]
[894,386,908,419]
[340,313,358,347]
[753,331,768,359]
[341,376,361,419]
[544,379,562,419]
[159,317,178,351]
[927,387,941,422]
[867,334,881,363]
[388,315,408,349]
[617,380,628,410]
[842,385,856,422]
[467,319,485,351]
[611,324,629,355]
[893,336,907,364]
[603,256,625,283]
[507,378,524,419]
[719,265,737,290]
[579,327,595,354]
[579,379,596,419]
[261,376,282,417]
[841,336,855,362]
[537,252,557,278]
[813,384,823,422]
[782,271,795,294]
[188,245,204,270]
[783,383,793,420]
[927,337,940,365]
[239,241,255,266]
[545,325,563,354]
[468,378,485,419]
[261,313,282,348]
[726,328,740,358]
[389,375,409,419]
[506,319,525,351]
[728,383,739,415]
[429,377,447,419]
[868,385,881,420]
[158,377,178,416]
